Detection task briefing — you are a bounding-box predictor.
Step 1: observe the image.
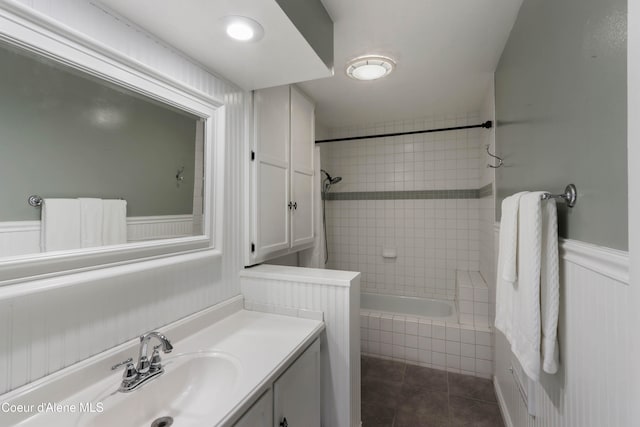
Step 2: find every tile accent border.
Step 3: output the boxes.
[324,189,480,201]
[479,183,493,198]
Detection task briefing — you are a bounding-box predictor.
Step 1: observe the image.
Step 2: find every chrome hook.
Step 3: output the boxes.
[176,166,185,187]
[486,145,503,168]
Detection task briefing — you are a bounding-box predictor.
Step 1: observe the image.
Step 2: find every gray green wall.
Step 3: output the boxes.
[495,0,628,250]
[0,43,198,221]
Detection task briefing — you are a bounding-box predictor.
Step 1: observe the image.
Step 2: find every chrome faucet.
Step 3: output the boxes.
[111,331,173,392]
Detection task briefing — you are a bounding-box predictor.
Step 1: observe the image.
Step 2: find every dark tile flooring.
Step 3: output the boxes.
[361,356,505,427]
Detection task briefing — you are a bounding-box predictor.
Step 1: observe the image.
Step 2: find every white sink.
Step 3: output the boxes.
[79,352,241,427]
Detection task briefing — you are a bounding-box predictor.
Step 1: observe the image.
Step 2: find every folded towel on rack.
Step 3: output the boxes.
[79,198,103,248]
[102,199,127,245]
[41,199,81,252]
[540,197,560,375]
[495,191,527,342]
[509,192,560,381]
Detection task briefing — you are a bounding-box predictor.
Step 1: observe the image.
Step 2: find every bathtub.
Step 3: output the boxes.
[361,292,457,322]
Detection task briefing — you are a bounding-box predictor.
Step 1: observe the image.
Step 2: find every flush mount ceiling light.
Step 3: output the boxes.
[345,55,396,81]
[221,16,264,42]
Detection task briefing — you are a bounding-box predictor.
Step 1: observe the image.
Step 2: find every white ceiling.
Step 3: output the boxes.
[299,0,523,128]
[96,0,333,90]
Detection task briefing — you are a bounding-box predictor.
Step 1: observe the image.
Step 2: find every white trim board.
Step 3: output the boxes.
[494,375,516,427]
[494,222,629,285]
[0,215,196,257]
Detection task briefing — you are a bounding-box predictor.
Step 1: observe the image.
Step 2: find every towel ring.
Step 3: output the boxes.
[486,145,504,168]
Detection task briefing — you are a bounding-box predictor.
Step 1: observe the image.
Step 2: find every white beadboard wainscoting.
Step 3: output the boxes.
[0,250,237,395]
[492,225,632,427]
[0,215,196,257]
[0,0,247,395]
[240,265,362,427]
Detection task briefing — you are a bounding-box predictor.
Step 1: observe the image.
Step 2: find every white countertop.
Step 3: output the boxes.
[2,298,324,427]
[241,264,360,287]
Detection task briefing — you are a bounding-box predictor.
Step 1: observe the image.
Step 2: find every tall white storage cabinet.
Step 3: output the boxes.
[250,85,315,264]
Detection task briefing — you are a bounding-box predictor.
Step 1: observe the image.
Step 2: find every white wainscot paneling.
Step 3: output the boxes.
[493,227,632,427]
[0,215,196,257]
[0,222,41,257]
[0,250,236,395]
[240,265,361,427]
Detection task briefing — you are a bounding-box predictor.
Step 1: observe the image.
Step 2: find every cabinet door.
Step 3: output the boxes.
[274,339,320,427]
[253,86,290,259]
[233,389,273,427]
[289,86,315,248]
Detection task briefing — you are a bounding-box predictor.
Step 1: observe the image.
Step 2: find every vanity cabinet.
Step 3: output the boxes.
[250,85,315,264]
[233,389,273,427]
[273,338,321,427]
[232,339,321,427]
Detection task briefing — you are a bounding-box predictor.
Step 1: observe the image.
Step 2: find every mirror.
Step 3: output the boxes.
[0,39,208,260]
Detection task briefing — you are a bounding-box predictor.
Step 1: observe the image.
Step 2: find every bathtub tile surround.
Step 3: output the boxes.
[456,270,490,326]
[360,269,493,379]
[361,311,492,379]
[322,113,482,300]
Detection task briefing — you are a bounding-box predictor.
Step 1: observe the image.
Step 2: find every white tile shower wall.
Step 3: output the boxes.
[325,199,480,299]
[0,0,247,394]
[321,113,482,299]
[360,311,492,379]
[324,114,482,193]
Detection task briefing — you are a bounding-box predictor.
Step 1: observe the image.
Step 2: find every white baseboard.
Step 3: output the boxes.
[493,376,515,427]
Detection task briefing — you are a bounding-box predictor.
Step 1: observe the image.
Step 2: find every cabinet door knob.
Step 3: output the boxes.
[288,201,293,210]
[280,417,288,427]
[293,202,297,210]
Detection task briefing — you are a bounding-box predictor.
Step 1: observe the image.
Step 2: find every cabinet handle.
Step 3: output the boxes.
[288,201,293,210]
[293,202,297,210]
[280,417,288,427]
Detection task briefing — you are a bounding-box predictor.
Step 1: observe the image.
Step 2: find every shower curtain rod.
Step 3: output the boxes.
[315,120,492,144]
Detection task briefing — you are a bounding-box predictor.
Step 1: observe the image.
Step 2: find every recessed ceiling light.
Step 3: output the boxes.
[346,55,396,81]
[221,16,264,42]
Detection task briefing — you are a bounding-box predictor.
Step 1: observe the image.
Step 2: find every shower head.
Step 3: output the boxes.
[321,169,342,185]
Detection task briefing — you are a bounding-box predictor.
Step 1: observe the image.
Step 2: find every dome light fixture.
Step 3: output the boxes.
[221,16,264,42]
[345,55,396,81]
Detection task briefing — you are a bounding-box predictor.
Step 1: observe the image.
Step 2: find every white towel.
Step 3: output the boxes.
[494,191,527,341]
[540,197,560,374]
[102,199,127,245]
[510,192,560,381]
[40,199,81,252]
[79,198,103,248]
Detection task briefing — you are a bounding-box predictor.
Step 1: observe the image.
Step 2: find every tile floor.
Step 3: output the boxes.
[361,356,505,427]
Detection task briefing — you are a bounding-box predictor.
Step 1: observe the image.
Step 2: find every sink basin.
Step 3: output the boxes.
[79,352,241,427]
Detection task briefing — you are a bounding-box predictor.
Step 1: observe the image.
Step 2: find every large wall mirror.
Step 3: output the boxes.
[0,7,225,284]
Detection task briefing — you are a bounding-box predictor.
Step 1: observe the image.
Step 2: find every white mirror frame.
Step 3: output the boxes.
[0,4,226,285]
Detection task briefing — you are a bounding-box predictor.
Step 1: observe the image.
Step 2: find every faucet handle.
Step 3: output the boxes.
[111,358,137,381]
[149,345,164,373]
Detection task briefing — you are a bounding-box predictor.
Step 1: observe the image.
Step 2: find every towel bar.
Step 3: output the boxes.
[541,184,577,208]
[28,195,124,207]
